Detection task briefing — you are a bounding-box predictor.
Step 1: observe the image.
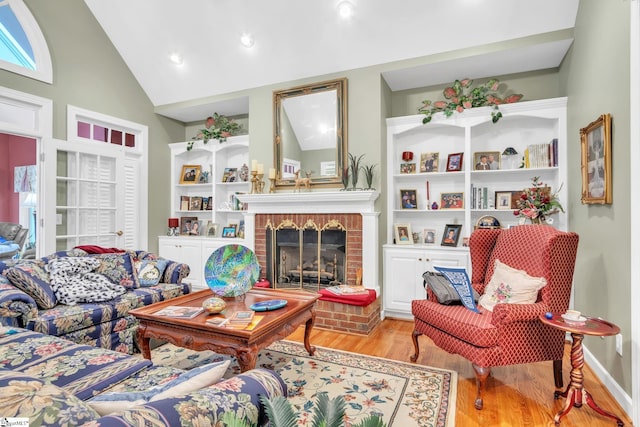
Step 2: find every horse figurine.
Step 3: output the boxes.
[293,170,311,192]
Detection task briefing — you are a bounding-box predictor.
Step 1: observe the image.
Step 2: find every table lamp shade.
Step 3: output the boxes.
[168,218,179,228]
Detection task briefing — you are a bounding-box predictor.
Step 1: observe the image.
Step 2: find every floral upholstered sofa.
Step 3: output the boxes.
[0,248,191,353]
[0,328,287,426]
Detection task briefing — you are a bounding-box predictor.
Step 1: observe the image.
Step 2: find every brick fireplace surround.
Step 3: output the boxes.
[237,191,381,335]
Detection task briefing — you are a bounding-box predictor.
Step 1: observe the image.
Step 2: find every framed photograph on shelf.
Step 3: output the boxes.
[412,231,421,244]
[580,113,612,204]
[222,167,238,183]
[206,221,218,237]
[180,216,198,235]
[423,228,436,245]
[440,192,464,209]
[473,151,501,170]
[189,196,203,211]
[400,163,416,174]
[394,224,413,245]
[441,224,462,247]
[420,152,439,173]
[180,165,201,184]
[187,220,202,236]
[222,225,237,238]
[495,191,514,210]
[400,189,418,209]
[446,152,464,172]
[206,195,213,210]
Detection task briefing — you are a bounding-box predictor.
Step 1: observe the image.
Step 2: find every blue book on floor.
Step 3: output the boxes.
[434,265,480,313]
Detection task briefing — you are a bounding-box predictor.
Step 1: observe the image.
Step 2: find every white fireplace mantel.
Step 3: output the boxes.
[236,190,379,214]
[236,190,381,292]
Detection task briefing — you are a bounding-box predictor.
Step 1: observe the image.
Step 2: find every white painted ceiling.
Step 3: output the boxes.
[83,0,579,123]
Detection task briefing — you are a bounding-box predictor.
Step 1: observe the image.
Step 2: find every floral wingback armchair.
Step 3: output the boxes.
[411,225,579,410]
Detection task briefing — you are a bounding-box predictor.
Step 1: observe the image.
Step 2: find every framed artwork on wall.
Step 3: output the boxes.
[580,113,612,204]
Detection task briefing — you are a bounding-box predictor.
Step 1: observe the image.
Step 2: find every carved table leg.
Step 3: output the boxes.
[410,330,421,362]
[554,332,584,424]
[303,314,316,356]
[584,389,624,426]
[553,332,622,425]
[236,349,259,373]
[137,324,151,360]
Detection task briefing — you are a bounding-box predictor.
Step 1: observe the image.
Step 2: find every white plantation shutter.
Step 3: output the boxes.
[122,157,139,249]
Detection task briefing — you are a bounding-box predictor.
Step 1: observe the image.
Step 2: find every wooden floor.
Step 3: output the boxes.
[287,318,632,427]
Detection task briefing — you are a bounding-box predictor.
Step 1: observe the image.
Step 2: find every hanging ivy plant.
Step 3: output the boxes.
[187,112,242,150]
[418,78,523,124]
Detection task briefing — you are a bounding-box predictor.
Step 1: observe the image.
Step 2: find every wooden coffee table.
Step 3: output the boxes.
[130,288,320,372]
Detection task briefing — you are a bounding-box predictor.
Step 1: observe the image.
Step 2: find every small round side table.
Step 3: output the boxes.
[539,313,624,426]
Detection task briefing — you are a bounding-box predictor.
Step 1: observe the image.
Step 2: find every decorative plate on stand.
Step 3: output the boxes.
[204,244,259,297]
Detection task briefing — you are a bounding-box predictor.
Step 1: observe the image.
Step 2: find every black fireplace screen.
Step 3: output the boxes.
[265,220,346,291]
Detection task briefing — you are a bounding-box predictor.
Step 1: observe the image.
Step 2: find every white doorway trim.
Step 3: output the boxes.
[0,85,51,258]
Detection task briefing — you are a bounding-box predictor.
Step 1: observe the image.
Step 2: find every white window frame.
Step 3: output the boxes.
[0,0,53,84]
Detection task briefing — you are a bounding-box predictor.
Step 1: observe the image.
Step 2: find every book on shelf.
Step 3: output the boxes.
[180,196,190,211]
[154,306,204,319]
[325,285,369,295]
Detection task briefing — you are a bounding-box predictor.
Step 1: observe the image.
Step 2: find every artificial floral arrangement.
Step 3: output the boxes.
[187,112,242,150]
[418,78,523,124]
[514,176,564,224]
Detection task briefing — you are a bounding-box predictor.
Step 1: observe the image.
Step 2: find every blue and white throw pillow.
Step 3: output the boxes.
[136,259,169,287]
[88,360,230,415]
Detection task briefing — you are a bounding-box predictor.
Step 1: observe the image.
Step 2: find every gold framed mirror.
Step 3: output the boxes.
[273,78,347,190]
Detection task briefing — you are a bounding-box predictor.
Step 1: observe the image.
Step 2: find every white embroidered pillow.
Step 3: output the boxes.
[478,259,547,312]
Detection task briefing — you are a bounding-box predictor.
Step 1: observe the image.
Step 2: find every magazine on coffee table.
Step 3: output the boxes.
[434,266,480,313]
[154,306,204,319]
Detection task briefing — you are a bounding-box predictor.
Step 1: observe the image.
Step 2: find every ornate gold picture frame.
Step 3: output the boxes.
[580,113,612,204]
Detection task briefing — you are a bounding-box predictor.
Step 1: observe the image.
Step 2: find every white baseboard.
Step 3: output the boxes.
[583,344,632,419]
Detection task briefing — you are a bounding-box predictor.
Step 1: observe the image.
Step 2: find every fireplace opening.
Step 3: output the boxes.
[265,219,347,292]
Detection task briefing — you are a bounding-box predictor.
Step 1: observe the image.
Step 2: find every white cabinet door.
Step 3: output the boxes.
[159,237,202,287]
[383,246,470,319]
[383,247,426,319]
[426,250,469,272]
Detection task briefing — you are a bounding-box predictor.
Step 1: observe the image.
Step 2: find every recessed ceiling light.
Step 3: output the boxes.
[240,32,255,48]
[169,52,183,65]
[337,1,354,19]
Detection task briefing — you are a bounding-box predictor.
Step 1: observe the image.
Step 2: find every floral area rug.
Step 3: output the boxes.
[151,341,457,427]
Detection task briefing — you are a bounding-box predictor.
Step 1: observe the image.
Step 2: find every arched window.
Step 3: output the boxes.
[0,0,52,84]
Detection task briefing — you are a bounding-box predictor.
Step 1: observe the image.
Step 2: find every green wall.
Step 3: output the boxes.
[559,0,631,394]
[0,0,184,253]
[2,0,632,400]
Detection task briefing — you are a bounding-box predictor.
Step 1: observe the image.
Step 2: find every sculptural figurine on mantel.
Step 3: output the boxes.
[293,170,312,192]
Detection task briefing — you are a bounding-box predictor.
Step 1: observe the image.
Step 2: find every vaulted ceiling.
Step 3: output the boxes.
[84,0,579,123]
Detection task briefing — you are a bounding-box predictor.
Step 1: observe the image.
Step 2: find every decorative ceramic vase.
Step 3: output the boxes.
[202,297,226,314]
